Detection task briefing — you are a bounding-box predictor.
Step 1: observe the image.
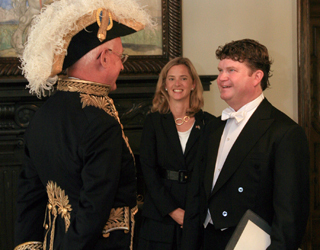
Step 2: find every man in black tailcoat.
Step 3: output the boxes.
[183,39,309,250]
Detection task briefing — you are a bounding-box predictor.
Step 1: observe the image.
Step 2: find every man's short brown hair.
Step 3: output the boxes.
[216,39,272,90]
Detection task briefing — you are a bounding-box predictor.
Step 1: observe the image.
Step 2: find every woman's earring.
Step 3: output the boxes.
[165,88,168,91]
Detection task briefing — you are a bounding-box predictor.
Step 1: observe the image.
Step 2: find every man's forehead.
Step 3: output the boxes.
[218,58,245,67]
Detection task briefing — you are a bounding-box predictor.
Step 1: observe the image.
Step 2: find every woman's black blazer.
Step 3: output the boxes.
[140,110,214,223]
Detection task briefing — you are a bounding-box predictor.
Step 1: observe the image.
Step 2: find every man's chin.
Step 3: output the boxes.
[220,94,230,102]
[110,84,117,92]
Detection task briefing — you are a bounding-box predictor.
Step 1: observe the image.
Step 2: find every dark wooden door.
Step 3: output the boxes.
[309,1,320,249]
[298,0,320,249]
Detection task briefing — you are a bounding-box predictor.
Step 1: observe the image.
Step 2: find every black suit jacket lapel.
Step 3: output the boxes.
[211,99,275,196]
[184,111,204,157]
[162,113,185,165]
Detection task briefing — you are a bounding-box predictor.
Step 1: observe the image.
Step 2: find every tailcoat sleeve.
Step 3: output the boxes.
[267,125,309,249]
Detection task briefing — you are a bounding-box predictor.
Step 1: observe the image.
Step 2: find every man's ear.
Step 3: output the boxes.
[99,49,109,69]
[253,69,264,86]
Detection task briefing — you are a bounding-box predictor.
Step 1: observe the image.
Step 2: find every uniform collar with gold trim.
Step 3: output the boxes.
[57,77,111,96]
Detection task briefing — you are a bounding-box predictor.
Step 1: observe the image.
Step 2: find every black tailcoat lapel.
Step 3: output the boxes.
[210,99,274,197]
[204,120,225,199]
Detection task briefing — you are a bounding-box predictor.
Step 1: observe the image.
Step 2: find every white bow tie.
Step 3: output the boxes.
[221,108,247,124]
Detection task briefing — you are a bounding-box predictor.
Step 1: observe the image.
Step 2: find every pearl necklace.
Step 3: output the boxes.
[175,116,190,126]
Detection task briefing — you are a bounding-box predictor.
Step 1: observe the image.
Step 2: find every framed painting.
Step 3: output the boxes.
[0,0,182,78]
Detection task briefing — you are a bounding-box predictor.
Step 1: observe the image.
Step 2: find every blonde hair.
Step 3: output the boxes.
[151,57,204,116]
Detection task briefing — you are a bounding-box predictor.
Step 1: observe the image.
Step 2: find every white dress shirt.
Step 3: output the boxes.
[204,93,264,227]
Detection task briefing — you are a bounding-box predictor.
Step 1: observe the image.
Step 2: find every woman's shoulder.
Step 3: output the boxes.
[147,111,160,117]
[143,111,167,127]
[146,111,170,120]
[203,111,216,119]
[195,110,216,122]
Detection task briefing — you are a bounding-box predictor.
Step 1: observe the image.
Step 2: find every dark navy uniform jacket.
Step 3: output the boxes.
[14,90,136,250]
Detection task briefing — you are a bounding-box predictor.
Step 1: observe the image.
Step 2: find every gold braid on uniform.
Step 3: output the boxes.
[43,181,72,250]
[57,78,135,163]
[14,241,43,250]
[14,181,73,250]
[102,206,138,250]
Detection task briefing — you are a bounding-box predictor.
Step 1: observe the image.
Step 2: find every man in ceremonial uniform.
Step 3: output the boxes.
[14,1,152,249]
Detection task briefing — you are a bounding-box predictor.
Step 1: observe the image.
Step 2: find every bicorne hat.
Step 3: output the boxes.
[20,0,154,98]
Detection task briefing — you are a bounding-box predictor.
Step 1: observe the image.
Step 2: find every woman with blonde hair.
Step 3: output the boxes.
[137,57,215,249]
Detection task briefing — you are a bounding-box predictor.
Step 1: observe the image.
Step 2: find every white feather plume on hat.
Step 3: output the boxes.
[20,0,154,98]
